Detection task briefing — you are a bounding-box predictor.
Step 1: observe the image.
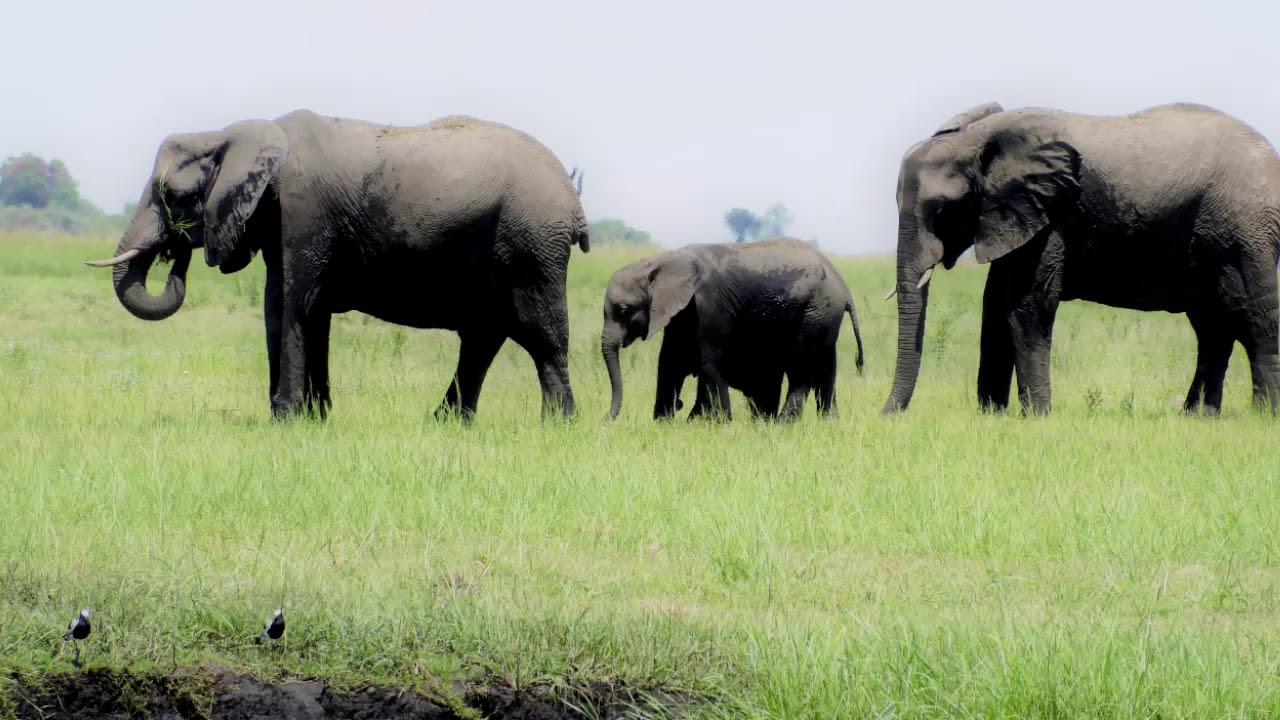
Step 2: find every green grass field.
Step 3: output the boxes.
[3,232,1280,718]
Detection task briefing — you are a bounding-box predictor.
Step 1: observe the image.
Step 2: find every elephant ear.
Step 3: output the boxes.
[646,253,705,339]
[202,120,289,269]
[973,134,1080,264]
[933,102,1004,136]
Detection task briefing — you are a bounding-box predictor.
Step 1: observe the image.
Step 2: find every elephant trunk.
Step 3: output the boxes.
[882,216,936,414]
[602,326,625,421]
[108,204,190,321]
[883,279,929,413]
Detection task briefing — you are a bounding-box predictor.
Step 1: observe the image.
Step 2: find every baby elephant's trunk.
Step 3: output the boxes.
[602,324,625,420]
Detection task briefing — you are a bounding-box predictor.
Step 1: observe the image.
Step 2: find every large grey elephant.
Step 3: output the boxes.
[883,101,1280,416]
[86,111,588,420]
[602,237,864,421]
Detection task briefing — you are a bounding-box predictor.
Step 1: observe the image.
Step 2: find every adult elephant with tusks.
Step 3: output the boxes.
[86,111,589,421]
[883,101,1280,416]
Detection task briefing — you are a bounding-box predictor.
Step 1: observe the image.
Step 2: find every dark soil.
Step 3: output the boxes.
[7,667,706,719]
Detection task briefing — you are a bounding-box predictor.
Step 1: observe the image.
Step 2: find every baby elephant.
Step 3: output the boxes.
[602,237,864,421]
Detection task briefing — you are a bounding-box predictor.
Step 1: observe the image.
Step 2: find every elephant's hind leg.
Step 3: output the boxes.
[436,330,507,421]
[745,371,784,420]
[1183,310,1233,416]
[813,345,839,418]
[509,286,576,419]
[1223,253,1280,413]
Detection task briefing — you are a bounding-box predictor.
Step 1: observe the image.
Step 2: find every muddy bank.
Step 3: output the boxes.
[7,667,706,719]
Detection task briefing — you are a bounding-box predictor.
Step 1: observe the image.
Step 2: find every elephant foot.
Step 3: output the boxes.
[433,404,476,424]
[270,401,304,422]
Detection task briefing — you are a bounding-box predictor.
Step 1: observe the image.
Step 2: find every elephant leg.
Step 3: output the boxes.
[1183,310,1233,416]
[1010,302,1060,416]
[264,265,283,400]
[977,264,1016,412]
[779,366,811,421]
[509,287,575,419]
[813,345,838,417]
[436,330,507,421]
[1229,268,1280,413]
[693,354,732,422]
[304,311,332,419]
[272,294,311,420]
[748,371,784,420]
[687,376,712,418]
[654,335,689,419]
[1007,261,1062,416]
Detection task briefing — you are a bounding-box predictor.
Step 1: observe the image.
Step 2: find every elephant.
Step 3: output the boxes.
[882,101,1280,416]
[601,237,865,421]
[86,110,589,420]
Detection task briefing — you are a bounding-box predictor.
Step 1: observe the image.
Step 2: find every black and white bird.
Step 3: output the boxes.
[257,608,284,645]
[64,609,91,642]
[63,609,91,664]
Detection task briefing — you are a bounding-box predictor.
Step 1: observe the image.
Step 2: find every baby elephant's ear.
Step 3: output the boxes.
[202,120,289,269]
[646,253,705,339]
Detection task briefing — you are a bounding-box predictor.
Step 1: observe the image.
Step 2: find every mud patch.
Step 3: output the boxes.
[7,667,704,719]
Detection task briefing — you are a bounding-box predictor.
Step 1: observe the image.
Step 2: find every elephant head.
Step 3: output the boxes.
[85,120,289,320]
[601,251,705,420]
[883,102,1080,413]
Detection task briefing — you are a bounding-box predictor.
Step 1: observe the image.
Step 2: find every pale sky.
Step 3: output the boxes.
[5,0,1279,254]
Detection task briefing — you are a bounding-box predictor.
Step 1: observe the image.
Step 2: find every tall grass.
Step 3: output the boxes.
[2,233,1280,718]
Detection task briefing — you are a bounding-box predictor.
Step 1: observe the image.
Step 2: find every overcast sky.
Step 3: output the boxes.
[5,0,1279,254]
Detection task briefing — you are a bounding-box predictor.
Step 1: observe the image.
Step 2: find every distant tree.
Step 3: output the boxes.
[588,218,652,247]
[0,155,51,208]
[0,154,81,209]
[724,204,791,243]
[757,204,792,238]
[724,208,760,243]
[47,160,81,208]
[0,153,124,235]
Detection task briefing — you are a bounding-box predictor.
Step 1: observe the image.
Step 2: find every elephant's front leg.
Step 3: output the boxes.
[694,349,732,422]
[1009,290,1062,416]
[264,264,284,400]
[304,312,332,419]
[653,333,688,419]
[271,283,324,421]
[977,266,1015,412]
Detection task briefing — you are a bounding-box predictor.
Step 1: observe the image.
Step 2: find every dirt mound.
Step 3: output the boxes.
[7,667,704,719]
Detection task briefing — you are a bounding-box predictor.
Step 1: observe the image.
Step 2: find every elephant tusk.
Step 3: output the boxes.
[84,249,141,267]
[916,267,934,290]
[883,288,897,301]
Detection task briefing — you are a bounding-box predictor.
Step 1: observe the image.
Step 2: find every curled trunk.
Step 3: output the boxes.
[110,205,190,321]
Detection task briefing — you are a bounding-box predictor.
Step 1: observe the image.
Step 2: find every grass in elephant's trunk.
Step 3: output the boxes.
[6,235,1280,719]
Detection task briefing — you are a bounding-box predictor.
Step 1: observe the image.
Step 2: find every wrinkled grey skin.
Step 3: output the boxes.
[90,111,588,420]
[884,102,1280,416]
[602,237,864,421]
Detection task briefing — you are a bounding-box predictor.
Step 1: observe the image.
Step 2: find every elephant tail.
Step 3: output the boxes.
[569,166,589,252]
[573,219,590,253]
[847,300,864,375]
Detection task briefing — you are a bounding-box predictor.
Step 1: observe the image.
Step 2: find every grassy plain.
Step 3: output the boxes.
[3,233,1280,718]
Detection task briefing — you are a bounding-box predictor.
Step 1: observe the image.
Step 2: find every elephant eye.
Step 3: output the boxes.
[618,303,629,314]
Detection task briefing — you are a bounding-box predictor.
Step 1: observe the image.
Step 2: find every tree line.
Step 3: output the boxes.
[0,154,128,235]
